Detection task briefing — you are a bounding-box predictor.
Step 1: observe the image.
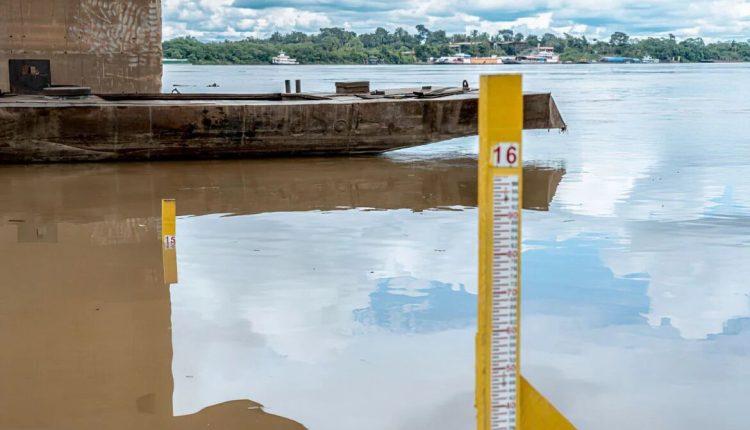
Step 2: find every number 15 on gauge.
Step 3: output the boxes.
[491,142,520,168]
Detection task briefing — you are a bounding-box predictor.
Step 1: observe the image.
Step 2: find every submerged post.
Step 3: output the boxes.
[284,80,291,93]
[476,75,575,430]
[295,79,302,93]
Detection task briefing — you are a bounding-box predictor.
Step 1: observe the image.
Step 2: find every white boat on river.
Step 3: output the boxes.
[272,51,299,65]
[517,46,560,64]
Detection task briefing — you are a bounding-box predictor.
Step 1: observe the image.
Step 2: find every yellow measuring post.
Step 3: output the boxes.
[161,199,178,286]
[476,74,574,430]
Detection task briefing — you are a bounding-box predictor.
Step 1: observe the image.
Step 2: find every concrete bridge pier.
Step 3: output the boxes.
[0,0,163,94]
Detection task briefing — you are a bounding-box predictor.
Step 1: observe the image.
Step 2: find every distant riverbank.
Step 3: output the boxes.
[163,27,750,66]
[165,59,747,66]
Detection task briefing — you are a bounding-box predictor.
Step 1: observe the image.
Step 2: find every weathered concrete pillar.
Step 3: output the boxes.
[0,0,163,94]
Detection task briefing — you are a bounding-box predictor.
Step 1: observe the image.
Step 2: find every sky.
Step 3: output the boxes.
[162,0,750,41]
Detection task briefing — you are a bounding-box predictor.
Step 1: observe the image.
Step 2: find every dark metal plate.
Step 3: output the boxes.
[9,59,51,95]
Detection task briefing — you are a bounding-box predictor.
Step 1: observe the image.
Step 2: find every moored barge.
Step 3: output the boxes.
[0,87,565,163]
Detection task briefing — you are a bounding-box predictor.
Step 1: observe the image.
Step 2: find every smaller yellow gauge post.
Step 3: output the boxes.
[162,199,178,286]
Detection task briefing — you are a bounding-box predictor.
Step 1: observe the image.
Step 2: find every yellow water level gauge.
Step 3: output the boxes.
[476,74,575,430]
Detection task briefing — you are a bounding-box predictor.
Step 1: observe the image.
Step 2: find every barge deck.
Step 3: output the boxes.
[0,89,565,163]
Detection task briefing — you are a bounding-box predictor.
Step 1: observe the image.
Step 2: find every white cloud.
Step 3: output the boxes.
[171,208,478,427]
[162,0,750,40]
[464,12,555,35]
[163,0,330,39]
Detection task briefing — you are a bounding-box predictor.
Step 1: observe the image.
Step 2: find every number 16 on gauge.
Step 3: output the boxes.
[491,142,520,168]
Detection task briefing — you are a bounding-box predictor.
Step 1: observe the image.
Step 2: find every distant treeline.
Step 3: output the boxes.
[163,26,750,64]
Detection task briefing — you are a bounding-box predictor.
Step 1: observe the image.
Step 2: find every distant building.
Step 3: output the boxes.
[0,0,163,93]
[448,41,483,52]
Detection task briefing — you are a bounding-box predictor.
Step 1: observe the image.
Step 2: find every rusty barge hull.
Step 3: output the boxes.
[0,92,564,163]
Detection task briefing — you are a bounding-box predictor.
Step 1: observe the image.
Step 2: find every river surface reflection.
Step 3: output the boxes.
[1,63,750,430]
[0,157,561,430]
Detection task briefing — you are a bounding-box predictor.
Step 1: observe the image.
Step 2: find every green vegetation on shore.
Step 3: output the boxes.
[163,27,750,65]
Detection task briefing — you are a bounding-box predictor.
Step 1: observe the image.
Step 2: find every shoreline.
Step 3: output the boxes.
[164,60,749,66]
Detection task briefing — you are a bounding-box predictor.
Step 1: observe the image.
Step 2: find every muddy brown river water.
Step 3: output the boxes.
[1,63,750,430]
[0,157,561,430]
